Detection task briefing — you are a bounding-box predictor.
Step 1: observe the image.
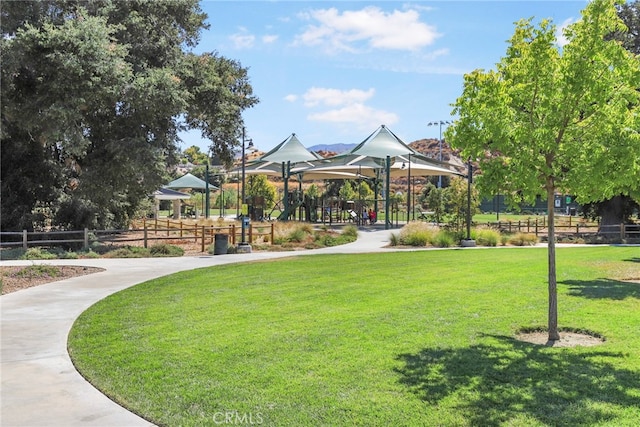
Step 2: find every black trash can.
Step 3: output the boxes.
[213,233,228,255]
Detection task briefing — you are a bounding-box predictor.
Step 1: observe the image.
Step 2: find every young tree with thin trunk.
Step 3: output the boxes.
[447,0,640,341]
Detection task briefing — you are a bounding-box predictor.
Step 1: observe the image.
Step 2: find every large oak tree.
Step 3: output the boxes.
[447,0,640,341]
[1,0,257,230]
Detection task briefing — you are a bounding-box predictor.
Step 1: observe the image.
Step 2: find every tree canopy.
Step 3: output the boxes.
[1,0,258,230]
[447,0,640,340]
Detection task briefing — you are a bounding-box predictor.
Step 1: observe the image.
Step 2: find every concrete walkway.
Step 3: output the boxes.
[1,228,394,426]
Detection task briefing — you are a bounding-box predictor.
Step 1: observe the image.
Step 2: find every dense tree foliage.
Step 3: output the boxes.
[592,0,640,226]
[246,175,277,210]
[447,0,640,340]
[1,0,257,230]
[182,146,209,165]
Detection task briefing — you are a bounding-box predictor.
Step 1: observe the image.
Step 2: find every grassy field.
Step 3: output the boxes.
[69,247,640,426]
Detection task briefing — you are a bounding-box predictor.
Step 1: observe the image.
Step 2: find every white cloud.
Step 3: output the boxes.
[284,94,298,102]
[297,87,398,130]
[230,28,255,49]
[296,6,440,53]
[556,17,576,48]
[262,34,278,44]
[303,87,375,107]
[308,103,398,128]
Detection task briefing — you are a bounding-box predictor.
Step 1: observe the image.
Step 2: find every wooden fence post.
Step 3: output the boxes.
[535,219,538,237]
[249,224,253,243]
[201,225,206,252]
[144,225,148,248]
[271,223,275,245]
[84,228,89,249]
[621,223,625,240]
[22,230,27,250]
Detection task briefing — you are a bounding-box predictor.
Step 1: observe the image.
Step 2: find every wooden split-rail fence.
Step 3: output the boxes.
[0,219,276,252]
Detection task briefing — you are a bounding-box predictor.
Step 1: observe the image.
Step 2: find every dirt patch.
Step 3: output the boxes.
[0,266,105,295]
[516,331,605,347]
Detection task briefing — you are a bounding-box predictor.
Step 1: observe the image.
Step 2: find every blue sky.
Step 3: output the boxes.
[179,1,589,153]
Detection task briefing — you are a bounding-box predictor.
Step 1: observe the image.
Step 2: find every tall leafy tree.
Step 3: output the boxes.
[183,146,209,165]
[1,0,258,230]
[247,175,277,209]
[444,177,480,233]
[586,0,640,227]
[447,0,640,340]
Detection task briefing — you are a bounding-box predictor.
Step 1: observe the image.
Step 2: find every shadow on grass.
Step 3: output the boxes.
[624,257,640,263]
[562,278,640,300]
[395,334,640,426]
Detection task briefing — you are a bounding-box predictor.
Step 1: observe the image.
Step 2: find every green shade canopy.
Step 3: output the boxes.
[153,188,191,200]
[349,125,419,158]
[389,154,464,178]
[164,173,218,190]
[258,133,323,163]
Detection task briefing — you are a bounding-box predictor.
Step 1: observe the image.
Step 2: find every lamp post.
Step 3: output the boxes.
[205,162,210,219]
[462,159,476,247]
[427,120,451,188]
[402,154,411,223]
[240,127,254,246]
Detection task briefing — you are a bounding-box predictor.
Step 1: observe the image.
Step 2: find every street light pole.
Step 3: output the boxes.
[240,127,253,246]
[427,120,451,188]
[205,162,210,219]
[461,159,476,247]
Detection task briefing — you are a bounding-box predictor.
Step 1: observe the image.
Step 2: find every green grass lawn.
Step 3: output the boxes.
[68,247,640,426]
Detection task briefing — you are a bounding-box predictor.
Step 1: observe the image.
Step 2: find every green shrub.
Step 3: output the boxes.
[0,248,26,260]
[287,227,308,243]
[23,248,57,260]
[81,250,101,259]
[399,221,437,246]
[59,250,79,259]
[13,264,60,279]
[89,241,112,255]
[431,231,455,248]
[149,244,184,257]
[509,233,538,246]
[103,246,150,258]
[475,228,500,246]
[389,233,400,246]
[342,225,359,239]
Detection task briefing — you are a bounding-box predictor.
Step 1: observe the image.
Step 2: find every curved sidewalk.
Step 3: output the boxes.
[1,228,394,426]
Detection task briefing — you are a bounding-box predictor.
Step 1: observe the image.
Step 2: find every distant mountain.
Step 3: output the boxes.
[307,143,356,154]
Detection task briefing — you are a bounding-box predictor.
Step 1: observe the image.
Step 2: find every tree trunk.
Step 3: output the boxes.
[598,195,626,233]
[547,189,560,341]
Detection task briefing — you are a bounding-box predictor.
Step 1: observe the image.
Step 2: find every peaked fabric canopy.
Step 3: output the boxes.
[258,133,323,163]
[164,173,218,190]
[349,125,419,158]
[153,188,191,200]
[298,154,384,177]
[390,154,464,178]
